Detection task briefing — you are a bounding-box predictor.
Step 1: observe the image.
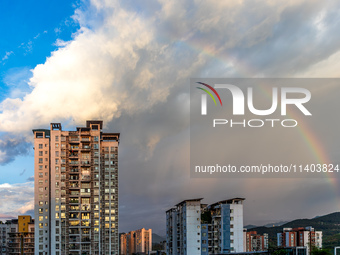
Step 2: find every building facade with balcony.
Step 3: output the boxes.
[0,216,35,255]
[277,226,322,255]
[166,198,245,255]
[33,120,119,255]
[244,231,268,252]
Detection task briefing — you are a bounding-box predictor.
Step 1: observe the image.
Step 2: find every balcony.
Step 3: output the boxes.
[69,153,78,158]
[81,160,91,165]
[69,138,79,143]
[81,145,91,151]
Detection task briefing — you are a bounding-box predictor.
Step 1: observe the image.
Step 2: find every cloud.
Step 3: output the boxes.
[1,51,13,61]
[0,136,31,165]
[0,182,34,217]
[26,176,34,181]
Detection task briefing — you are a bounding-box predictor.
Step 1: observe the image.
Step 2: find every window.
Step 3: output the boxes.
[39,144,43,149]
[55,136,59,141]
[39,158,43,163]
[55,151,59,157]
[39,151,43,156]
[230,217,234,221]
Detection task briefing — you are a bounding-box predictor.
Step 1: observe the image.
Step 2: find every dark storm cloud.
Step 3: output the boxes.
[0,136,31,165]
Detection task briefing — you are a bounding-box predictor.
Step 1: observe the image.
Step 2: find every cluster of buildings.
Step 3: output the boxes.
[119,228,152,255]
[0,121,325,255]
[277,227,322,254]
[0,216,34,255]
[166,198,323,255]
[166,198,250,255]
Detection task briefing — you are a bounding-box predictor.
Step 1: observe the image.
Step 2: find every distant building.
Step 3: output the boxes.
[120,233,127,255]
[0,215,35,255]
[277,226,322,254]
[244,231,268,252]
[120,228,152,255]
[166,198,245,255]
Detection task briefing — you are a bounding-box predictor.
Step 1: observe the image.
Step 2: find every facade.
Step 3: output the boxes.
[0,216,35,255]
[166,199,202,255]
[33,120,120,255]
[120,228,152,255]
[277,227,322,254]
[119,233,127,255]
[0,222,9,255]
[245,231,268,252]
[166,198,245,255]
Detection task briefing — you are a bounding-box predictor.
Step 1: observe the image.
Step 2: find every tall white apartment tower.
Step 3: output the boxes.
[166,199,202,255]
[33,121,119,255]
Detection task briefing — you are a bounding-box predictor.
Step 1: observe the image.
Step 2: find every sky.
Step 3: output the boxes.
[1,0,340,236]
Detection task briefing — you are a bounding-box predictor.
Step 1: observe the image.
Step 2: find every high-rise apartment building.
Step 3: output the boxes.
[120,228,152,255]
[166,198,245,255]
[33,121,120,255]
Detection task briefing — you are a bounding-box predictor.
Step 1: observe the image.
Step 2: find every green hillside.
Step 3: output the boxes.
[249,212,340,250]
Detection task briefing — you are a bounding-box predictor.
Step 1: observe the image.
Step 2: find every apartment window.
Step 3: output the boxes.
[39,165,43,170]
[230,209,234,213]
[39,151,43,156]
[39,201,43,206]
[231,232,234,236]
[39,172,43,178]
[39,158,43,163]
[231,224,234,228]
[39,144,43,149]
[230,217,234,221]
[39,208,43,214]
[55,151,59,157]
[55,136,59,141]
[39,216,43,221]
